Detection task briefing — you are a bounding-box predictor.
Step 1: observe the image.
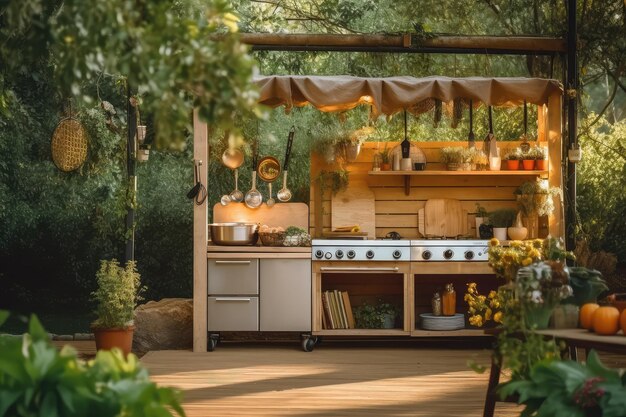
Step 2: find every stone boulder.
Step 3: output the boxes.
[133,298,193,355]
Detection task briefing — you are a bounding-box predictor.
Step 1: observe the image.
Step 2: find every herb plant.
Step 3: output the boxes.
[92,259,143,329]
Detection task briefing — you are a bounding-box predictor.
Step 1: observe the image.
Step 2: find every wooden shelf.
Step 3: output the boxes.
[368,170,548,176]
[411,329,491,337]
[369,169,548,195]
[314,329,410,336]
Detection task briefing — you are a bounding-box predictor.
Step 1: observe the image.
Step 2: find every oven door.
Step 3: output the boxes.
[311,261,411,335]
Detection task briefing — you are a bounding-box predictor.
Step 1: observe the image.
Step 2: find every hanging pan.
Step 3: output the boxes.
[51,103,88,172]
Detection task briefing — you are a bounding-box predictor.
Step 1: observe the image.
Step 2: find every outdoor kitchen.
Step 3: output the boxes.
[191,75,565,352]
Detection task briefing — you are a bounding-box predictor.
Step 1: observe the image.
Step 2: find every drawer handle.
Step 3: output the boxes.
[215,297,252,302]
[215,261,252,265]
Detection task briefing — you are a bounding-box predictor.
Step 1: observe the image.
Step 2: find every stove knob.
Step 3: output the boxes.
[335,250,344,259]
[392,250,402,259]
[443,249,454,260]
[464,250,475,260]
[422,250,432,260]
[347,250,356,259]
[366,250,375,259]
[315,250,324,259]
[324,252,332,259]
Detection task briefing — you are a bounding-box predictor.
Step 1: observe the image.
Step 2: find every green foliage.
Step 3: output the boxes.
[489,208,517,228]
[92,260,143,329]
[564,267,609,306]
[1,0,259,150]
[0,311,185,417]
[499,350,626,417]
[353,301,398,329]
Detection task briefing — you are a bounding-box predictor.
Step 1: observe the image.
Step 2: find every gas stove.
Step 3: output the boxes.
[311,239,410,262]
[311,239,489,262]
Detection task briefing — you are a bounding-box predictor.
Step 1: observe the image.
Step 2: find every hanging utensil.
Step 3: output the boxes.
[266,182,275,207]
[277,126,295,202]
[221,131,244,169]
[484,106,498,158]
[186,161,207,205]
[229,169,244,202]
[468,99,475,148]
[257,156,281,182]
[244,136,262,208]
[520,100,531,153]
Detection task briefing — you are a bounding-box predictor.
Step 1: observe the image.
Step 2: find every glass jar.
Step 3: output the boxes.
[372,153,382,172]
[431,292,442,316]
[442,283,456,316]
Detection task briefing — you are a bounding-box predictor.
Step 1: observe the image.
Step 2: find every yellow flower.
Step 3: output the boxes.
[530,249,541,259]
[469,315,483,327]
[477,295,486,303]
[488,290,497,299]
[485,308,492,321]
[489,300,500,309]
[464,294,472,302]
[522,257,533,266]
[533,239,543,248]
[510,240,522,248]
[469,307,476,314]
[493,311,503,323]
[489,238,500,247]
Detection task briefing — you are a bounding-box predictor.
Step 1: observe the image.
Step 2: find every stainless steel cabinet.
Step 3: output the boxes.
[207,257,311,335]
[260,259,311,331]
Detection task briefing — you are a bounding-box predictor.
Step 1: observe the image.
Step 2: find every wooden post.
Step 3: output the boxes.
[193,110,208,352]
[547,95,564,239]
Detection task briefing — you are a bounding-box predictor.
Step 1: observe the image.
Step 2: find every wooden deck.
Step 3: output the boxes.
[142,344,522,417]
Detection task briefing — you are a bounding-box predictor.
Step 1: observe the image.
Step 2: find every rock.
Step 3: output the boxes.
[133,298,193,354]
[54,334,74,341]
[74,333,95,341]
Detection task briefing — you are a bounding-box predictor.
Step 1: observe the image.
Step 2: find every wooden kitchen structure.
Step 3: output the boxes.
[193,75,564,352]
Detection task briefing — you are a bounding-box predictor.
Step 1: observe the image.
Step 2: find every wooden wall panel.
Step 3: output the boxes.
[311,140,557,239]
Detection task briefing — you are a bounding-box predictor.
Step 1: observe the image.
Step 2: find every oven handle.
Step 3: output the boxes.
[319,266,400,272]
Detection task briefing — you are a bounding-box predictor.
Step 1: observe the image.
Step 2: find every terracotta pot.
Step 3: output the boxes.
[93,326,134,356]
[536,159,547,170]
[381,163,391,171]
[522,159,535,170]
[505,160,520,170]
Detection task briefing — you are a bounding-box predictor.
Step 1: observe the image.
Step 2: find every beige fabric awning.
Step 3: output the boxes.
[254,75,563,116]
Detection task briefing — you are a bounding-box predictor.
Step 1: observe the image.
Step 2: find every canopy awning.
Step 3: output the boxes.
[254,75,563,116]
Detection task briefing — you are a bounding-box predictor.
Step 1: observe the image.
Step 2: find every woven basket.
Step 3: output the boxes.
[259,232,285,246]
[51,117,88,172]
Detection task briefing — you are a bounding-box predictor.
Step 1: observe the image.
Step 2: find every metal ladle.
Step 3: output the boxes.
[229,169,244,202]
[244,138,262,208]
[266,182,275,207]
[277,126,295,202]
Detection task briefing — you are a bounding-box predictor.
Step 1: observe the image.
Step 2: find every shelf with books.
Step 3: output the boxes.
[312,261,412,335]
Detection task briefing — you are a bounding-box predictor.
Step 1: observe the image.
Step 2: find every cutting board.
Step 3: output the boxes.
[331,180,375,238]
[419,199,467,237]
[213,202,308,230]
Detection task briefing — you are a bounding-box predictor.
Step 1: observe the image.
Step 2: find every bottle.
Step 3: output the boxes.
[392,152,400,171]
[431,292,442,316]
[442,283,456,316]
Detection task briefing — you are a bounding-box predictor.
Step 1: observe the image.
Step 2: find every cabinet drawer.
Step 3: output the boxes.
[208,259,258,295]
[207,297,259,331]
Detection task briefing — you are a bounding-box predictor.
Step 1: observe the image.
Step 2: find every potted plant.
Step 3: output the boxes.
[531,146,548,170]
[515,179,561,237]
[91,259,143,356]
[489,208,517,241]
[461,147,481,171]
[354,301,399,329]
[440,147,464,170]
[378,143,392,171]
[503,148,522,170]
[475,203,489,238]
[473,150,489,171]
[520,148,535,170]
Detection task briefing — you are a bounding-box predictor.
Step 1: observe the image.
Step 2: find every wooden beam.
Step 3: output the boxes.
[193,110,208,353]
[239,33,566,54]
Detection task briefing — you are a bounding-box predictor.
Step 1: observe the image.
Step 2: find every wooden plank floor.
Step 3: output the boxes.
[142,344,522,417]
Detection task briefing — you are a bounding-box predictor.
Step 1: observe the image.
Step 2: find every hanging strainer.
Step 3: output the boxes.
[51,104,88,172]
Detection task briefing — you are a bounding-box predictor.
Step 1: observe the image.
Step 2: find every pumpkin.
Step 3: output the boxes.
[580,303,600,330]
[592,306,620,335]
[621,309,626,335]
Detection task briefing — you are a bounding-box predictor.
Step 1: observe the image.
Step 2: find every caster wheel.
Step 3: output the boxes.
[208,334,219,352]
[302,337,315,352]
